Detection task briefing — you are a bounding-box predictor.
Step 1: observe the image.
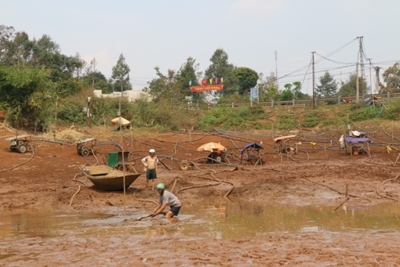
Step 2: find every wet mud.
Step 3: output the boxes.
[1,125,400,266]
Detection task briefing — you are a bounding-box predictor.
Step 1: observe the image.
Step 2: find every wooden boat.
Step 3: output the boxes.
[81,165,141,191]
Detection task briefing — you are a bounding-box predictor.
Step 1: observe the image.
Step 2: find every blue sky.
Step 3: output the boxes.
[2,0,400,94]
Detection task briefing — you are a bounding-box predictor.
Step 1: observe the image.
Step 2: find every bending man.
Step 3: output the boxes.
[152,183,181,218]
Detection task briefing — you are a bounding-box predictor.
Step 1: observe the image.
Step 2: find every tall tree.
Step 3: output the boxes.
[111,54,131,91]
[280,87,294,101]
[204,49,238,96]
[0,65,52,127]
[381,62,400,93]
[292,81,301,99]
[235,67,258,95]
[0,25,32,65]
[176,57,204,102]
[144,67,179,103]
[316,71,337,98]
[258,72,279,101]
[337,73,367,97]
[30,35,84,96]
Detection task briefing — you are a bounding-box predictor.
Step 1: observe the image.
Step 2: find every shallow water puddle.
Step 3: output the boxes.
[184,202,400,238]
[1,203,400,239]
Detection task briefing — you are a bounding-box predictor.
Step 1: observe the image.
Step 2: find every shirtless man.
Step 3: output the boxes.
[141,149,159,190]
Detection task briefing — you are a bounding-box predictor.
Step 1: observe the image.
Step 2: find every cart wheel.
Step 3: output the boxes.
[180,160,190,171]
[18,144,27,153]
[117,165,124,171]
[215,156,222,162]
[81,147,90,157]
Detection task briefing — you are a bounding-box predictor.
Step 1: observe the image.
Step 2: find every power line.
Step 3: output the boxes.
[314,52,356,65]
[277,37,358,81]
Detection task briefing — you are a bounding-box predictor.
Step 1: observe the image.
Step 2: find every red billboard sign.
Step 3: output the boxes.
[190,84,224,92]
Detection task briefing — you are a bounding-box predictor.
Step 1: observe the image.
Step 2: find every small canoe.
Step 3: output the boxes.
[81,165,141,191]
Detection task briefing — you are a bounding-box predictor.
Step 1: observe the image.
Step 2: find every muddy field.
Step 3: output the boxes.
[1,122,400,266]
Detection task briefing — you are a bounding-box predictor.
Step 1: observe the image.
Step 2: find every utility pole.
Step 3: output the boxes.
[119,78,123,117]
[367,58,372,93]
[86,97,92,127]
[312,51,315,109]
[356,60,359,103]
[375,66,381,93]
[356,36,365,103]
[275,51,278,79]
[359,37,365,97]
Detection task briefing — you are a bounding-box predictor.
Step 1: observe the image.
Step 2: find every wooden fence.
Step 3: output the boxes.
[197,92,400,110]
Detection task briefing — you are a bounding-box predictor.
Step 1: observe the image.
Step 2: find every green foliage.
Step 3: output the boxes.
[111,54,131,91]
[349,105,383,121]
[176,57,204,103]
[316,71,337,98]
[301,111,322,128]
[280,89,294,101]
[204,49,238,96]
[90,97,119,125]
[198,105,265,130]
[30,35,84,86]
[381,62,400,93]
[0,26,88,129]
[199,105,231,130]
[380,102,400,120]
[337,74,367,97]
[218,93,249,104]
[0,65,53,128]
[258,72,280,101]
[57,98,85,124]
[275,113,296,130]
[0,26,32,65]
[235,67,258,95]
[144,67,181,103]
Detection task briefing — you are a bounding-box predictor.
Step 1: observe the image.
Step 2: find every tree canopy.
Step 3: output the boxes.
[111,54,131,91]
[316,71,337,98]
[235,67,258,95]
[337,73,367,98]
[204,49,238,96]
[381,62,400,93]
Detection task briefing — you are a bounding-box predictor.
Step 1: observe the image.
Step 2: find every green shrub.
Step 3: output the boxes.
[301,112,322,128]
[349,105,382,121]
[382,102,400,120]
[57,99,85,124]
[275,114,296,130]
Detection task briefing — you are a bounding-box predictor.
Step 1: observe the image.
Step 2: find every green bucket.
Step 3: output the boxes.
[107,152,119,168]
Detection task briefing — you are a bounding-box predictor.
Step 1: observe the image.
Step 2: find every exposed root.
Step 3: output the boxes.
[376,174,400,202]
[69,185,81,207]
[333,197,350,212]
[303,177,372,204]
[133,193,158,205]
[170,178,178,193]
[0,146,35,173]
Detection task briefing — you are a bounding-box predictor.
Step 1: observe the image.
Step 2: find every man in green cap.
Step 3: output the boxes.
[152,183,181,218]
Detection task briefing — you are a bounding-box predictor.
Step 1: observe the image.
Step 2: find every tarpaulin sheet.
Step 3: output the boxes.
[240,143,263,154]
[344,136,371,144]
